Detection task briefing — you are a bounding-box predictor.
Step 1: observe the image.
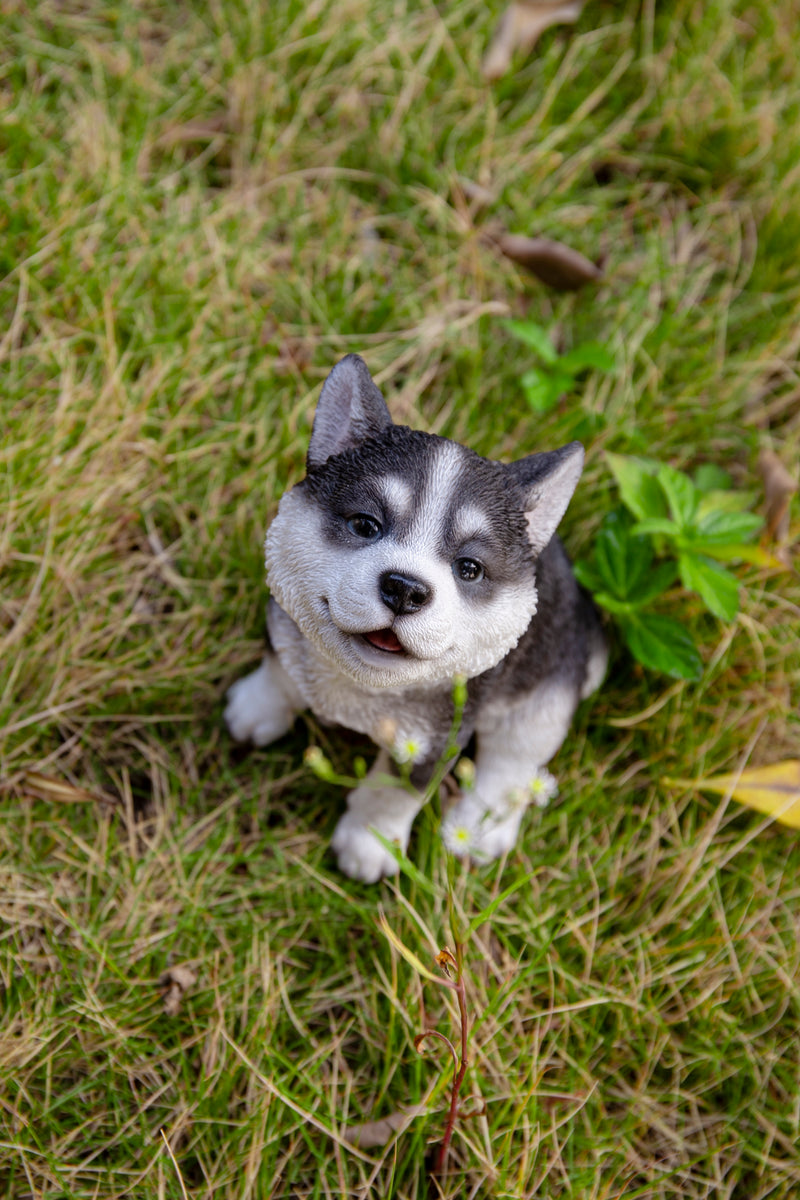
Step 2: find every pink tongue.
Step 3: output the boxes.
[364,628,404,653]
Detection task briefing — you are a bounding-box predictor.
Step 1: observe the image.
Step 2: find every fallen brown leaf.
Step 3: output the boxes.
[160,965,197,1016]
[343,1105,426,1149]
[759,448,797,543]
[483,0,585,81]
[24,772,117,809]
[493,232,602,290]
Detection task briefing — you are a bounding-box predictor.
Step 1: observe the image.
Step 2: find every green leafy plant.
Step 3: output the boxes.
[505,319,615,413]
[574,456,765,680]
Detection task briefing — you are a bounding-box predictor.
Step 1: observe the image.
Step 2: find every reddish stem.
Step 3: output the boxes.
[433,973,468,1177]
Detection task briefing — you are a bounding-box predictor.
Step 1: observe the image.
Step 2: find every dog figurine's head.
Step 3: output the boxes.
[264,355,584,690]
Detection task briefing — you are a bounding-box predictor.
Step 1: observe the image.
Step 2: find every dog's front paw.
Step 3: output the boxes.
[331,813,403,883]
[441,792,528,863]
[469,811,526,862]
[442,770,557,863]
[442,799,524,863]
[224,660,297,746]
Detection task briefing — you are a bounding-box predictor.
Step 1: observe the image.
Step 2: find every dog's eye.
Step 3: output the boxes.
[347,514,382,540]
[454,557,484,582]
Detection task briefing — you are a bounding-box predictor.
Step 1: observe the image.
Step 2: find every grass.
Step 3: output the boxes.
[1,0,799,1195]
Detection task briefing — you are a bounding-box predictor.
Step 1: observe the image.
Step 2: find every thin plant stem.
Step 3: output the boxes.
[433,967,469,1177]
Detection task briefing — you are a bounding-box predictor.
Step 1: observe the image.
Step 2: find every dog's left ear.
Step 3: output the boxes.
[506,442,585,555]
[307,355,393,468]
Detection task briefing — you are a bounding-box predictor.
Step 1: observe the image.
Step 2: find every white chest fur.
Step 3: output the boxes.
[267,602,438,762]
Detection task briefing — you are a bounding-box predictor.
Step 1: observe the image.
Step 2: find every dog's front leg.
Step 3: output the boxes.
[441,678,578,862]
[331,750,425,883]
[224,653,306,746]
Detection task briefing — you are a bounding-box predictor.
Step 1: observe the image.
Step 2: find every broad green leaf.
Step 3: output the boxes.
[504,320,559,364]
[557,342,616,374]
[625,560,679,607]
[547,368,575,395]
[593,509,653,600]
[520,366,549,389]
[606,453,667,521]
[693,464,733,493]
[521,375,560,413]
[592,592,635,615]
[665,761,800,829]
[630,517,680,539]
[572,559,605,594]
[523,387,558,413]
[678,553,739,620]
[692,508,763,545]
[656,463,698,529]
[621,613,703,680]
[696,489,758,519]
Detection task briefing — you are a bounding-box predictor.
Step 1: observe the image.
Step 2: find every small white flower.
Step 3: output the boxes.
[443,822,474,854]
[394,737,421,765]
[530,768,558,808]
[392,730,430,765]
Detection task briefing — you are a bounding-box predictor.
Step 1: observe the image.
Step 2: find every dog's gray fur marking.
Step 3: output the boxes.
[225,354,606,881]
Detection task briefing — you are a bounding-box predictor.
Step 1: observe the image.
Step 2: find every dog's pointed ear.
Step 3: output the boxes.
[307,355,392,468]
[506,442,585,555]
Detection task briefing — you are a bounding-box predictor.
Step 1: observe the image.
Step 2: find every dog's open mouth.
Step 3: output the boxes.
[362,628,406,654]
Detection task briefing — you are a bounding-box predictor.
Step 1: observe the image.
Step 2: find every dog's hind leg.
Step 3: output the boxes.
[331,750,425,883]
[441,677,578,862]
[224,654,305,746]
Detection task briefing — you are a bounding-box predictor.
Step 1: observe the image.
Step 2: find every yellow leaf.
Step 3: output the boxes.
[378,913,443,984]
[665,761,800,828]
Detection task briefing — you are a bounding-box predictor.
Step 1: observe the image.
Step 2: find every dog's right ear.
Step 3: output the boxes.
[307,355,393,468]
[506,442,585,556]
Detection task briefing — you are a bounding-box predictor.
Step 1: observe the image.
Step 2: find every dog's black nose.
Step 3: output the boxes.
[379,571,432,616]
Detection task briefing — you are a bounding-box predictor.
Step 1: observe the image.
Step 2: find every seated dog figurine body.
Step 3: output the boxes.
[225,355,606,881]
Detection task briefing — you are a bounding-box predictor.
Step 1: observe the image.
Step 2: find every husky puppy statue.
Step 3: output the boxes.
[225,355,606,882]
